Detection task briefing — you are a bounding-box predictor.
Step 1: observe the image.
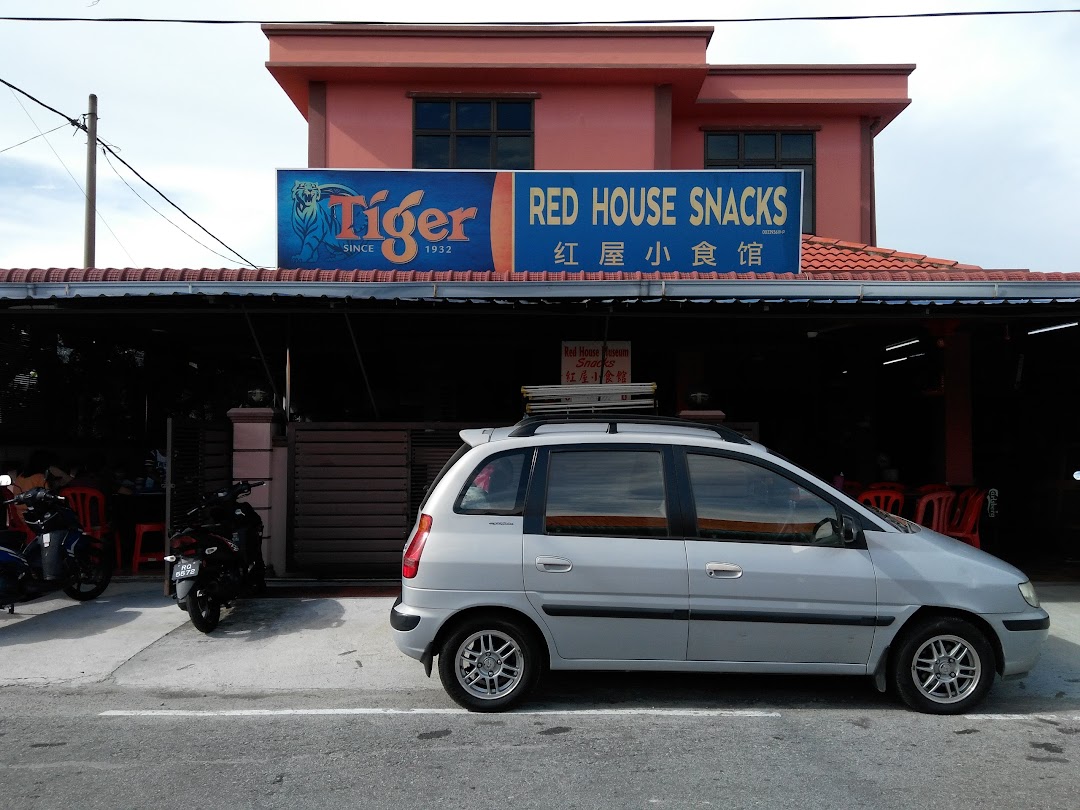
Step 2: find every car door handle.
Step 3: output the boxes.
[706,562,743,579]
[536,556,573,573]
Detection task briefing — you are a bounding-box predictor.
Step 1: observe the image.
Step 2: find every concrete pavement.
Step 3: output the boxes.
[0,580,435,696]
[2,579,1079,711]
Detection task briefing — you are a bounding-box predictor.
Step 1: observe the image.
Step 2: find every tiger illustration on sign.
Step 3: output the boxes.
[289,180,359,263]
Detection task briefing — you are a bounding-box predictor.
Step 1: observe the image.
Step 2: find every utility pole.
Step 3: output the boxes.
[83,94,97,269]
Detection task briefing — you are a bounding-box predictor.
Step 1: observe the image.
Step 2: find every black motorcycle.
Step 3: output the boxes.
[166,480,267,632]
[0,477,114,613]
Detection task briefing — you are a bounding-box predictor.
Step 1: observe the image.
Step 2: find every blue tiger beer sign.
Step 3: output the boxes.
[277,169,802,274]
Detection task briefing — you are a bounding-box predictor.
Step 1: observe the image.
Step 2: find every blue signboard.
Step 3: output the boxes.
[512,170,801,274]
[277,169,802,274]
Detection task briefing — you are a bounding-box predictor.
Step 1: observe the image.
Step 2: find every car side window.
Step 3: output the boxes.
[455,450,528,515]
[544,449,668,537]
[687,452,840,545]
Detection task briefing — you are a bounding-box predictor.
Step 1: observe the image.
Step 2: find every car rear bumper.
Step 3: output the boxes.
[389,596,442,660]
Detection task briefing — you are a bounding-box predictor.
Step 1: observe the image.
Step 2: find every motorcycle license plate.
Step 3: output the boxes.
[172,559,200,580]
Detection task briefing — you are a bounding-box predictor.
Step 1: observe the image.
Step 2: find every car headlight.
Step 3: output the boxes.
[1019,580,1040,609]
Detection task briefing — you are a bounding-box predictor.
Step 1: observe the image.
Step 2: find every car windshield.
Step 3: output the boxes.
[866,505,919,533]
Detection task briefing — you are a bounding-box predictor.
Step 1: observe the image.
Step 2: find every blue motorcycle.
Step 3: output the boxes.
[0,475,114,613]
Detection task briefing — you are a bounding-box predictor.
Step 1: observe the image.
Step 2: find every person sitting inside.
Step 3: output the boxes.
[10,450,72,523]
[66,451,121,496]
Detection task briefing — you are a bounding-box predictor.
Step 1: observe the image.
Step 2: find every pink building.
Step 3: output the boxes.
[265,24,910,246]
[3,24,1080,576]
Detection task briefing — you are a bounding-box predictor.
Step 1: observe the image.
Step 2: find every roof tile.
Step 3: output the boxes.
[3,235,1079,284]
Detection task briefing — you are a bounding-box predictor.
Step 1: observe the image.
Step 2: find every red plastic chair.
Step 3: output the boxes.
[59,486,121,567]
[866,481,906,491]
[914,489,957,534]
[858,488,905,515]
[947,489,987,549]
[948,487,979,534]
[132,522,168,574]
[3,488,32,546]
[841,480,864,497]
[916,483,952,494]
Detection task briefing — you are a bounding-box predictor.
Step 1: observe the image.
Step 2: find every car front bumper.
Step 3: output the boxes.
[989,608,1050,678]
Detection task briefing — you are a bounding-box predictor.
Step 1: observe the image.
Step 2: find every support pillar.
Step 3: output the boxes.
[942,331,975,485]
[228,407,286,577]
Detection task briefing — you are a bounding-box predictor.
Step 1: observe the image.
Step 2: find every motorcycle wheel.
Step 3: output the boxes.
[187,587,221,633]
[249,565,267,595]
[61,547,114,601]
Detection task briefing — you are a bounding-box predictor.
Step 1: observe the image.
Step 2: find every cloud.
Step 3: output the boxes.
[0,0,1078,272]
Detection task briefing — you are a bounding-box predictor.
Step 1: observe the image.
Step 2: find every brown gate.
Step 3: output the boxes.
[287,422,477,577]
[166,417,232,533]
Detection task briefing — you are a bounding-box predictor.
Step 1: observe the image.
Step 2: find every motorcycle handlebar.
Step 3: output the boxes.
[185,480,265,515]
[3,488,64,507]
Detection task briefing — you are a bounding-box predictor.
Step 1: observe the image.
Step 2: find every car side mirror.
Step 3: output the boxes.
[840,514,861,545]
[813,518,838,544]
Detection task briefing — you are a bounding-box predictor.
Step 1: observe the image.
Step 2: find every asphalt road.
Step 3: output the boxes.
[1,581,1078,809]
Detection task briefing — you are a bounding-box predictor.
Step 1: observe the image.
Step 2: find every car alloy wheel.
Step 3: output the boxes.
[438,617,541,712]
[910,633,982,704]
[891,616,995,714]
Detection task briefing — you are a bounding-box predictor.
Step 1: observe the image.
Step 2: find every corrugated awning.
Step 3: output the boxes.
[3,273,1080,306]
[2,236,1078,305]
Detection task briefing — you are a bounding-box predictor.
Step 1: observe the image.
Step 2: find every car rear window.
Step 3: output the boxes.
[455,450,530,515]
[420,444,470,512]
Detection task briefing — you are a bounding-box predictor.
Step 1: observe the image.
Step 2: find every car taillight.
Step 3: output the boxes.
[402,514,432,579]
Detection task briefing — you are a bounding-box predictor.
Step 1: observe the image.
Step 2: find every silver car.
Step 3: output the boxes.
[390,415,1049,713]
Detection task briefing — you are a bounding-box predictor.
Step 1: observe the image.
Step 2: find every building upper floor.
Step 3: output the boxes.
[263,24,913,246]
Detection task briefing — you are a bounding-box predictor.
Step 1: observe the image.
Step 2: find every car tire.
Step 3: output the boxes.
[890,616,996,714]
[438,616,542,712]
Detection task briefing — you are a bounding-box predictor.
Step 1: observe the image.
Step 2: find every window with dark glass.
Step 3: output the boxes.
[414,99,534,170]
[704,131,815,233]
[544,449,668,537]
[455,450,529,515]
[687,453,838,545]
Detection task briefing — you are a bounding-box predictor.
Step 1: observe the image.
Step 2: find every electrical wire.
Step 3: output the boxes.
[100,145,264,268]
[1,76,260,269]
[0,123,67,154]
[7,87,137,266]
[95,140,260,268]
[0,9,1078,25]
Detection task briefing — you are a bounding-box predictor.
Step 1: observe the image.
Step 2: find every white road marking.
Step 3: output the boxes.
[965,713,1080,721]
[100,707,781,718]
[98,708,1080,721]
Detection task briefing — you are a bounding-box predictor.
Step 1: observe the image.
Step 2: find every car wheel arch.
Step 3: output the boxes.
[890,606,1004,677]
[432,606,551,670]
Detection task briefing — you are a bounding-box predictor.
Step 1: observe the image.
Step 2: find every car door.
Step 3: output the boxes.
[680,449,878,665]
[523,444,689,662]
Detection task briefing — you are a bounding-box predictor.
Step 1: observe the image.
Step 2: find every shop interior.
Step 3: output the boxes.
[3,297,1080,572]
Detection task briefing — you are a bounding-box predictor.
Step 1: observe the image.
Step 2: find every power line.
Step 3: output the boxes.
[0,123,67,154]
[0,77,81,127]
[0,9,1078,25]
[99,145,263,268]
[94,140,260,269]
[0,76,259,269]
[7,88,137,265]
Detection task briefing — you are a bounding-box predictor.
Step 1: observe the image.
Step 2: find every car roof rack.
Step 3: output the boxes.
[521,382,657,415]
[508,413,751,444]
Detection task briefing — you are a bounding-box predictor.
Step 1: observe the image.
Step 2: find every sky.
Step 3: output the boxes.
[0,1,1078,273]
